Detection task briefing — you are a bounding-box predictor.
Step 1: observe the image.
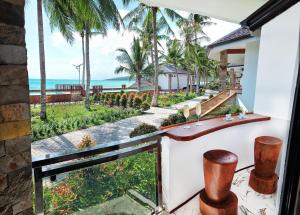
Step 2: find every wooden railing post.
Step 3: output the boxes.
[34,167,44,215]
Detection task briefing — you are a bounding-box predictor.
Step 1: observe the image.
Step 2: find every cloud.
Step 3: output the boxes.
[89,29,136,54]
[51,32,66,47]
[203,18,240,45]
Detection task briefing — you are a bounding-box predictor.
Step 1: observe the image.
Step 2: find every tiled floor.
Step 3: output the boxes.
[171,167,276,215]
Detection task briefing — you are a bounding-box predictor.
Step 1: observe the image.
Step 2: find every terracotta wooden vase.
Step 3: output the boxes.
[200,150,238,215]
[249,136,282,194]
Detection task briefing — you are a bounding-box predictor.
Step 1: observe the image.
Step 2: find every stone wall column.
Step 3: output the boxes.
[0,0,33,214]
[219,50,228,91]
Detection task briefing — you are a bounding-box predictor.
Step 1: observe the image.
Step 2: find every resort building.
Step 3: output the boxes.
[158,64,190,91]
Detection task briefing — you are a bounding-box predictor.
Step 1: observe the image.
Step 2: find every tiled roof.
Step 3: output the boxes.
[208,27,252,49]
[160,64,188,75]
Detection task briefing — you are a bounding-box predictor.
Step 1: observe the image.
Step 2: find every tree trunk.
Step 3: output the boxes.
[175,67,180,91]
[137,73,141,92]
[195,66,200,94]
[37,0,47,120]
[186,72,190,96]
[85,26,91,110]
[81,32,85,91]
[151,7,159,107]
[150,46,155,84]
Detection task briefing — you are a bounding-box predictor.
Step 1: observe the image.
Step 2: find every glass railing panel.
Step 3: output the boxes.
[40,150,157,215]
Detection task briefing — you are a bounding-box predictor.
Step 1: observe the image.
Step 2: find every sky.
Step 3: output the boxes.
[24,1,239,81]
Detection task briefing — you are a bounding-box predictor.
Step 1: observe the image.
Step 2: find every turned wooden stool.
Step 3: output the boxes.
[199,150,238,215]
[249,136,282,194]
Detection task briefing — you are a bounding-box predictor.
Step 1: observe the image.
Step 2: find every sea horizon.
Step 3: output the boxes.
[29,78,134,90]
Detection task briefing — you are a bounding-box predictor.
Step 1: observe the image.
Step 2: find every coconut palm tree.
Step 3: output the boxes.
[115,37,152,92]
[163,40,183,91]
[178,16,211,95]
[122,1,183,106]
[187,44,207,94]
[44,0,122,109]
[36,0,48,120]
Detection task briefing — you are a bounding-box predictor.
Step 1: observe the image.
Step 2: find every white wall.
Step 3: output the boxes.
[239,40,260,111]
[158,74,169,90]
[253,2,300,214]
[158,74,188,90]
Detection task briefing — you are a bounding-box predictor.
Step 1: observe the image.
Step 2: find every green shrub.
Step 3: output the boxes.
[129,123,158,138]
[207,81,220,90]
[104,94,111,106]
[209,94,214,99]
[160,111,186,127]
[110,93,116,105]
[115,94,121,106]
[128,94,134,107]
[133,96,142,109]
[208,104,242,116]
[141,93,148,102]
[120,94,127,108]
[101,93,105,104]
[141,101,150,111]
[161,119,172,127]
[169,112,186,124]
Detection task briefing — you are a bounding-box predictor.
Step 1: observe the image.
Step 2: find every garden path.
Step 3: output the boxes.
[31,95,210,159]
[31,107,177,158]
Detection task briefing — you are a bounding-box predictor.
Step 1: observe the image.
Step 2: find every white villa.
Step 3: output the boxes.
[158,64,190,91]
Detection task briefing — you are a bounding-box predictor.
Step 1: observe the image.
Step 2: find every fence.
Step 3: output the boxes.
[32,131,164,214]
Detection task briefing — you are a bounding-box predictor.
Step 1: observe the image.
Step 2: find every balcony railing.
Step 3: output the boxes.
[32,131,165,215]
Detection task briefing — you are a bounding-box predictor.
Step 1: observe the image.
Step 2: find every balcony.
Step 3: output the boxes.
[32,113,284,214]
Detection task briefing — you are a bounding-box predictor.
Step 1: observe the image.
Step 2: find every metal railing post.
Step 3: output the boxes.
[34,167,44,215]
[155,136,163,212]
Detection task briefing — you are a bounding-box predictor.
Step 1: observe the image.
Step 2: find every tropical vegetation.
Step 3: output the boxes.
[31,104,141,141]
[115,38,152,92]
[42,0,123,111]
[43,151,156,214]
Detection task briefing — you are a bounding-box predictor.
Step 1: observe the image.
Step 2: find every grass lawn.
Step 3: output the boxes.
[31,104,142,141]
[158,91,198,107]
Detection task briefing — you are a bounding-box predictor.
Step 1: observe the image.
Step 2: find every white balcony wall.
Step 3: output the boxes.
[161,119,289,213]
[253,3,300,214]
[239,41,260,111]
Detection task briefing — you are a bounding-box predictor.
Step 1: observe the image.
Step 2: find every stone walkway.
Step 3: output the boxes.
[31,95,213,158]
[31,107,177,158]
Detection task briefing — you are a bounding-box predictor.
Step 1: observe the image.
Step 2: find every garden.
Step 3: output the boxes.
[31,91,199,141]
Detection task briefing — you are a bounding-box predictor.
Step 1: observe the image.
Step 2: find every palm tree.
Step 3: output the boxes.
[163,40,183,91]
[178,15,211,95]
[44,0,122,109]
[128,19,170,85]
[123,1,183,106]
[37,0,47,120]
[115,37,152,92]
[187,44,207,94]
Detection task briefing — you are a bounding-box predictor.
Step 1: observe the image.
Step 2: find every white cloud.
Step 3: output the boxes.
[88,29,136,54]
[51,32,66,47]
[203,18,240,45]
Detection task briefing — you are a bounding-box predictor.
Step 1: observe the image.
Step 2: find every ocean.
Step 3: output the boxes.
[29,79,134,91]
